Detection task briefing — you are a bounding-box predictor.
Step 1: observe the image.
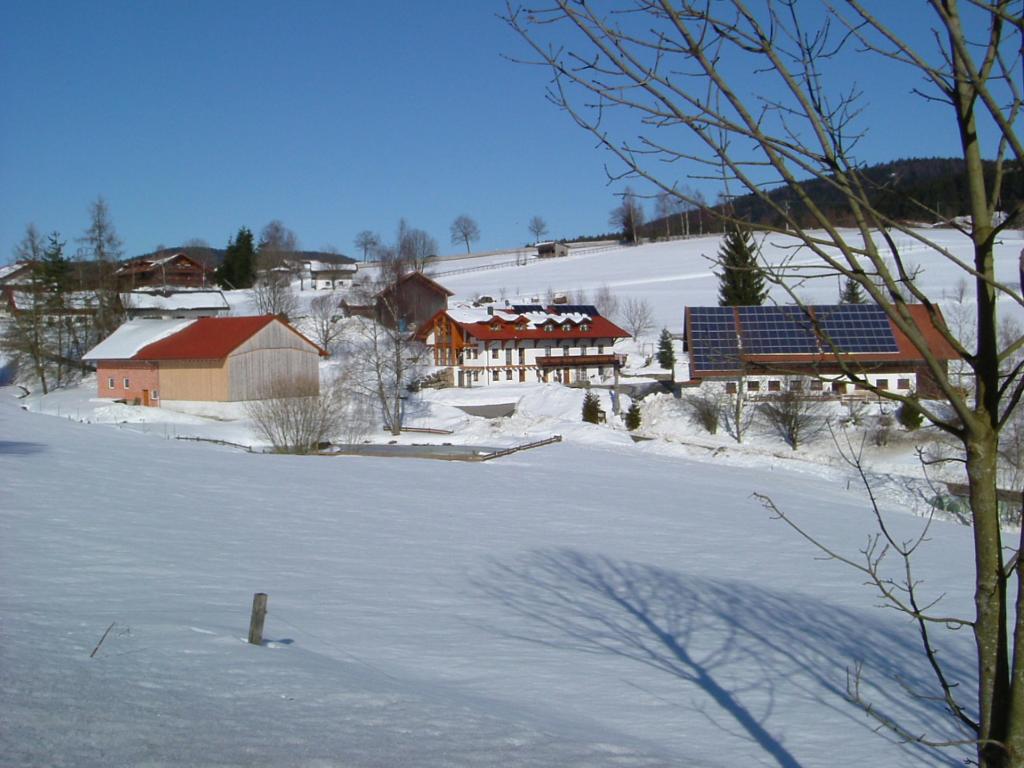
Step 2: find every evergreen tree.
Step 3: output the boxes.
[624,400,642,430]
[581,390,601,423]
[656,328,676,370]
[717,226,767,306]
[217,227,257,289]
[839,276,866,304]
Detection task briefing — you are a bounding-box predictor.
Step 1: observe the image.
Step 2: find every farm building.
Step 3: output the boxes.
[682,303,959,397]
[418,304,630,387]
[122,289,230,319]
[83,315,326,406]
[116,252,214,290]
[302,259,358,290]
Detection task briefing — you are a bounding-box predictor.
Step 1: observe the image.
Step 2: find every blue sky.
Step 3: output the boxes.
[0,2,980,262]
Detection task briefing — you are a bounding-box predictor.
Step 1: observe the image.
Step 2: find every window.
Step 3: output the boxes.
[789,379,803,391]
[544,323,554,332]
[490,322,501,331]
[809,380,823,391]
[107,377,115,389]
[726,382,737,394]
[768,380,781,392]
[123,377,130,388]
[831,381,846,394]
[473,370,480,382]
[747,380,760,392]
[897,378,911,390]
[597,344,605,354]
[152,390,159,400]
[580,323,590,331]
[505,370,513,380]
[854,381,869,391]
[546,346,552,356]
[491,370,499,381]
[876,378,889,390]
[491,348,499,359]
[561,322,571,331]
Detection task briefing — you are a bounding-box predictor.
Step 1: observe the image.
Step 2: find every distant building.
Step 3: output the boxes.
[0,261,35,288]
[418,304,630,387]
[83,315,327,406]
[116,253,214,290]
[536,241,569,258]
[683,303,959,397]
[122,289,230,319]
[375,271,454,331]
[303,260,358,290]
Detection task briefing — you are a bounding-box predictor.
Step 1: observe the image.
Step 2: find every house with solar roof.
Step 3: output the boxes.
[683,303,959,398]
[417,304,631,387]
[83,315,327,406]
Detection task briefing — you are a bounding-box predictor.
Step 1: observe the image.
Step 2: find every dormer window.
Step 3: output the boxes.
[516,322,527,331]
[561,322,572,331]
[490,322,501,331]
[580,323,590,331]
[544,323,554,332]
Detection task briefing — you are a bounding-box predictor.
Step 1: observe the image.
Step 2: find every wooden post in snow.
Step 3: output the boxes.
[248,592,268,645]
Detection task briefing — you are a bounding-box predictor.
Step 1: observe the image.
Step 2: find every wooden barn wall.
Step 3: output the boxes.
[158,360,229,401]
[228,322,320,400]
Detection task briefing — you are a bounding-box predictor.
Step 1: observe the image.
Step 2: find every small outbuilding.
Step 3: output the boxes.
[83,315,327,406]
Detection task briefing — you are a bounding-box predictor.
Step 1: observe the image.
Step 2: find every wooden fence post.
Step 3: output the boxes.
[248,592,268,645]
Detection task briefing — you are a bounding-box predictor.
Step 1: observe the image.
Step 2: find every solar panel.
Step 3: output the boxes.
[812,304,899,353]
[510,304,544,314]
[737,305,818,354]
[688,307,740,371]
[555,304,600,317]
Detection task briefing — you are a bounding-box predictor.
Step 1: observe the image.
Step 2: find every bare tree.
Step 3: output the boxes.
[249,274,298,320]
[528,215,549,242]
[450,214,480,253]
[758,382,827,450]
[609,187,645,245]
[506,3,1024,764]
[593,283,620,321]
[397,219,437,273]
[258,220,302,287]
[683,388,722,435]
[354,230,380,262]
[307,293,344,353]
[621,297,653,339]
[77,196,125,339]
[245,375,344,454]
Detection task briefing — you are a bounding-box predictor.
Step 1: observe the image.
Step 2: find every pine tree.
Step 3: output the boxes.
[839,276,866,304]
[217,227,257,289]
[581,390,601,423]
[656,328,676,370]
[717,226,767,306]
[624,400,642,430]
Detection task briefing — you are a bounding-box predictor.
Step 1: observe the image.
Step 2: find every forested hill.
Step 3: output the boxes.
[643,157,1022,237]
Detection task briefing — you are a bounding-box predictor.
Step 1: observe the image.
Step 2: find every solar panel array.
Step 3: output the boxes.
[812,304,899,353]
[554,304,600,317]
[737,305,817,354]
[688,306,741,371]
[510,304,545,314]
[687,304,899,372]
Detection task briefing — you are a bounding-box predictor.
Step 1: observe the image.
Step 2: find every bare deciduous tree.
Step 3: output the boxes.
[758,382,827,450]
[528,215,549,242]
[307,293,344,353]
[593,283,620,321]
[397,218,437,273]
[621,296,654,339]
[609,187,645,245]
[506,3,1024,764]
[245,375,344,454]
[450,214,480,253]
[354,230,380,262]
[250,274,298,320]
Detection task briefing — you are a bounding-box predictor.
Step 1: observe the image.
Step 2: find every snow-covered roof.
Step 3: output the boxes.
[123,290,229,311]
[83,319,196,361]
[446,306,593,329]
[0,261,33,283]
[304,260,357,274]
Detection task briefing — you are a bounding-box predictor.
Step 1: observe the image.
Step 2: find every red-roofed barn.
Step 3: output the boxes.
[83,316,327,405]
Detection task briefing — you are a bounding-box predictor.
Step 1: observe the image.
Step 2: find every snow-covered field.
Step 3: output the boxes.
[1,228,1020,766]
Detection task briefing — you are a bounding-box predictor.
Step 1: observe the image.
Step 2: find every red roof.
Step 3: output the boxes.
[136,316,325,360]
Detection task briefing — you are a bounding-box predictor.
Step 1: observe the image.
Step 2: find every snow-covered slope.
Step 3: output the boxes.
[0,391,978,767]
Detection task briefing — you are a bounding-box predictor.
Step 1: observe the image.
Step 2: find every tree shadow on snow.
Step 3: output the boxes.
[475,549,973,768]
[0,440,47,455]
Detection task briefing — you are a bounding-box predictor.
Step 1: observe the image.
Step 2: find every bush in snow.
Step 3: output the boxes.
[896,399,924,431]
[624,401,642,431]
[683,389,721,435]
